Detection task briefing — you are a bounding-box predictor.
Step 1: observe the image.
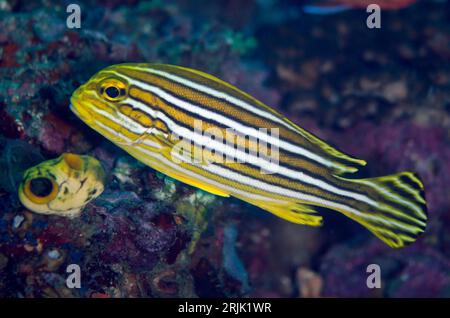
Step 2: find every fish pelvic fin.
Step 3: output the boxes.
[337,172,428,248]
[248,199,323,227]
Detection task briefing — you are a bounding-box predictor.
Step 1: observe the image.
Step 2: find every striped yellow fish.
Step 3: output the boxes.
[70,63,427,248]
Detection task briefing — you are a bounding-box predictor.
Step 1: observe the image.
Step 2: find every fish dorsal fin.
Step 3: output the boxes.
[281,117,367,174]
[154,64,366,175]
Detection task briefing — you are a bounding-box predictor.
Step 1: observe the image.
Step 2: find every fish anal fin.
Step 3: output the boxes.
[251,200,323,227]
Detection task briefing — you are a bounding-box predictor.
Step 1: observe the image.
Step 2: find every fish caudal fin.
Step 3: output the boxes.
[245,172,427,248]
[338,172,428,248]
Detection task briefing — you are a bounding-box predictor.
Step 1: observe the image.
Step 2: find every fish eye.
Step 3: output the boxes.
[23,177,59,204]
[105,86,120,99]
[100,79,127,102]
[30,178,54,197]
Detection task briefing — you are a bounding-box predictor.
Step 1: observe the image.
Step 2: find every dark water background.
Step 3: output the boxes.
[0,0,449,298]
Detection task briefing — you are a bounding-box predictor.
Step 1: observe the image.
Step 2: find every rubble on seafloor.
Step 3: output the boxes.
[0,0,450,297]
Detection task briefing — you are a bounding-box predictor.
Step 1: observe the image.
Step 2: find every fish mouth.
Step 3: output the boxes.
[70,96,94,124]
[69,103,79,116]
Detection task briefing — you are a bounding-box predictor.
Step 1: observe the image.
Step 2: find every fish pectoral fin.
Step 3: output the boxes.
[120,142,229,197]
[250,200,323,226]
[153,134,198,163]
[159,137,214,166]
[152,133,175,149]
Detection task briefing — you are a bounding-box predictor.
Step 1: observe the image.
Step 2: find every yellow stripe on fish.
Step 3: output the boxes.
[70,63,428,248]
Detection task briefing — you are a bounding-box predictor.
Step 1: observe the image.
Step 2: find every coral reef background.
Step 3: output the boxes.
[0,0,449,297]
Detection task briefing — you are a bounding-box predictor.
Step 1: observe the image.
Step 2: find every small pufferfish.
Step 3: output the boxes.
[18,153,105,217]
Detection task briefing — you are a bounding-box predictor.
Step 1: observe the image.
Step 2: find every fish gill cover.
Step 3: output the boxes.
[0,0,449,298]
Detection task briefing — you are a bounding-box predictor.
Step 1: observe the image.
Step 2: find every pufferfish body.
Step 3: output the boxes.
[18,153,105,217]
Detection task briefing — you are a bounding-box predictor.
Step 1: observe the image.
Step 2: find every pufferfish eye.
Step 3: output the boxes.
[23,176,59,204]
[29,177,54,197]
